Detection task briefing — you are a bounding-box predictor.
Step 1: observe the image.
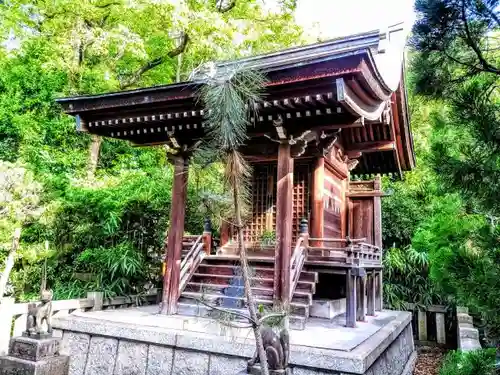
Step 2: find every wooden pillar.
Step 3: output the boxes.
[366,271,376,316]
[273,143,294,305]
[220,221,230,246]
[310,157,324,246]
[375,271,383,311]
[373,176,382,248]
[161,155,189,315]
[202,217,212,255]
[346,270,357,328]
[356,276,366,322]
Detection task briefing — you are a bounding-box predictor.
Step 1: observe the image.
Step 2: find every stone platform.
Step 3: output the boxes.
[52,306,416,375]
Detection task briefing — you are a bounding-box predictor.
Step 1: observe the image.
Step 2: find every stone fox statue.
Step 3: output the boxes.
[26,290,53,336]
[247,326,290,373]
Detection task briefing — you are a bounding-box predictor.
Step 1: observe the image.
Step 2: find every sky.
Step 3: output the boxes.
[294,0,416,39]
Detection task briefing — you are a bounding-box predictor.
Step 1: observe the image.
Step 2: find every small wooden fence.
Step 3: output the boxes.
[404,303,456,348]
[0,290,159,355]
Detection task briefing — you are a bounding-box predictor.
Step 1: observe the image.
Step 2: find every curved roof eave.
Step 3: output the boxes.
[369,23,409,93]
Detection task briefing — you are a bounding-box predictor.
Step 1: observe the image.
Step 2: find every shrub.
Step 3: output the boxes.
[439,349,496,375]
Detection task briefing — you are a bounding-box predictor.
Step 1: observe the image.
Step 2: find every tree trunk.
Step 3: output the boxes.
[0,228,21,301]
[233,184,270,375]
[87,135,102,180]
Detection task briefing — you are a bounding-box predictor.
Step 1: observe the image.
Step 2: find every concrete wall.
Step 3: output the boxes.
[55,313,415,375]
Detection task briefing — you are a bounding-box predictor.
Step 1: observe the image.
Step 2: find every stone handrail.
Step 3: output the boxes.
[0,290,159,355]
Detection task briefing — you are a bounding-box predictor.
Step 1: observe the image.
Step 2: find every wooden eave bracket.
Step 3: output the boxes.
[273,115,287,140]
[167,131,180,149]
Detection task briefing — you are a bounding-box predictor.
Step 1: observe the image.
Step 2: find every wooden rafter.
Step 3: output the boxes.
[346,140,395,155]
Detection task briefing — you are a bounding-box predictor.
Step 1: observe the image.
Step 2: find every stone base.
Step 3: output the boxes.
[310,298,346,319]
[0,336,69,375]
[53,309,415,375]
[9,336,61,362]
[0,355,69,375]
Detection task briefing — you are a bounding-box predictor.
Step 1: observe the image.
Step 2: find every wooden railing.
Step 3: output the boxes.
[306,237,382,267]
[179,235,205,294]
[351,242,382,266]
[0,290,159,355]
[289,236,307,300]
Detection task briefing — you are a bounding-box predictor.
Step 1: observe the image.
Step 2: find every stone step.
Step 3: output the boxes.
[185,282,313,305]
[176,302,307,330]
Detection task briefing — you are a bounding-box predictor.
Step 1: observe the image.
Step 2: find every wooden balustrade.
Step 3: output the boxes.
[179,235,205,294]
[305,238,382,267]
[289,237,307,300]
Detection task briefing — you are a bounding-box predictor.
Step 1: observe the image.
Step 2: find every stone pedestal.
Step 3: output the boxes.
[0,336,69,375]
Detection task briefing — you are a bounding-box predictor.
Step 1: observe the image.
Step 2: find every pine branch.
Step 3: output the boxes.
[461,0,500,75]
[120,32,189,89]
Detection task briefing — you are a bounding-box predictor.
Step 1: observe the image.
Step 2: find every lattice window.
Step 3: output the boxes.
[230,162,311,244]
[293,163,311,241]
[243,163,277,243]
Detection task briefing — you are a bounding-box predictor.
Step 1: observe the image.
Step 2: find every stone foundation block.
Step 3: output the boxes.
[84,337,118,375]
[172,349,209,375]
[114,340,147,375]
[61,332,90,375]
[146,345,173,375]
[209,355,247,375]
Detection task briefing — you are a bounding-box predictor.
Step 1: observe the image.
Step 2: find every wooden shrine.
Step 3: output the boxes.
[57,25,414,329]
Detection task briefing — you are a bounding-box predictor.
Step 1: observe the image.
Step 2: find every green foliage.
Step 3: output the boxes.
[383,245,442,310]
[408,0,500,345]
[75,243,146,299]
[438,349,496,375]
[414,199,500,343]
[428,75,500,216]
[259,231,276,246]
[198,68,267,218]
[0,0,302,301]
[411,0,499,96]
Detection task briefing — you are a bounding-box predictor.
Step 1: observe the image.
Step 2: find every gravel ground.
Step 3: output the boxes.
[413,346,447,375]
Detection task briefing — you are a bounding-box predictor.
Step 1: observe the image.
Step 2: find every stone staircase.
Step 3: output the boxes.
[177,255,318,330]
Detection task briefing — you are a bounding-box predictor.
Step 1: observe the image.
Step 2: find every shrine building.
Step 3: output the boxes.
[57,24,414,330]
